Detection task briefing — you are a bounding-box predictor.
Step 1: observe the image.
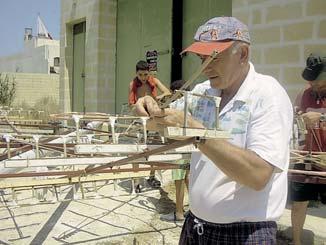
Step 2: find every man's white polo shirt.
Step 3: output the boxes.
[188,63,293,223]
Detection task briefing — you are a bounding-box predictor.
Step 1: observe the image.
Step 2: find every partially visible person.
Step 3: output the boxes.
[133,16,293,244]
[129,60,171,105]
[290,52,326,245]
[129,60,171,190]
[160,80,190,222]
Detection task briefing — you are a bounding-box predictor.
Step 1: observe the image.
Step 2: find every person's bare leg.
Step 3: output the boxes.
[133,164,141,192]
[150,169,155,177]
[185,170,189,191]
[134,178,140,185]
[175,179,185,219]
[147,169,161,187]
[291,201,309,245]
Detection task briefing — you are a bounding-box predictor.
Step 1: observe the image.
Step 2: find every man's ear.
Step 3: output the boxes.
[240,44,249,63]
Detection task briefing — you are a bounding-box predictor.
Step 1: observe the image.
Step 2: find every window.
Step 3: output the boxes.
[54,57,60,67]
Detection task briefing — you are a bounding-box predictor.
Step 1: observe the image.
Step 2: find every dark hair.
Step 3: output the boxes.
[170,79,190,92]
[136,60,149,72]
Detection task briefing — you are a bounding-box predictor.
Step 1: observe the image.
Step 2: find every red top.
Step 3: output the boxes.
[128,76,157,105]
[298,87,326,152]
[300,87,326,112]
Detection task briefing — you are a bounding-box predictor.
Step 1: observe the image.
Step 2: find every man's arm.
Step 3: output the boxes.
[154,78,171,99]
[154,108,274,190]
[198,139,274,191]
[134,96,274,190]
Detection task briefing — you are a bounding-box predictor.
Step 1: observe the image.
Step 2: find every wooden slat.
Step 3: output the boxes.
[163,127,230,139]
[74,144,197,154]
[288,173,326,184]
[0,164,182,178]
[4,154,189,168]
[0,128,53,134]
[0,171,150,189]
[74,137,198,178]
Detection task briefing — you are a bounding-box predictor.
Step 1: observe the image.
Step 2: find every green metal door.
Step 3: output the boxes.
[182,0,231,84]
[116,0,172,113]
[72,22,86,112]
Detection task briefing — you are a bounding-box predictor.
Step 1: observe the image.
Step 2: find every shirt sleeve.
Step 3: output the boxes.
[128,81,136,105]
[246,95,293,171]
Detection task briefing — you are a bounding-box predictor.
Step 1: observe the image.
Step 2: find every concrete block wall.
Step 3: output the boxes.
[232,0,326,101]
[60,0,117,113]
[0,48,48,74]
[97,0,117,113]
[1,72,59,107]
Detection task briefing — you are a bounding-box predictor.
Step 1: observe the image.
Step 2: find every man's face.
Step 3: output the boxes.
[136,70,149,84]
[198,45,241,89]
[310,78,326,95]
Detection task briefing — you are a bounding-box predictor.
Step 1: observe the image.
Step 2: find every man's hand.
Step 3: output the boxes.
[301,111,321,128]
[132,96,204,134]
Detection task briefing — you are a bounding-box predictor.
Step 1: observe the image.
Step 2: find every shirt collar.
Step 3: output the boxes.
[219,62,256,115]
[233,62,256,102]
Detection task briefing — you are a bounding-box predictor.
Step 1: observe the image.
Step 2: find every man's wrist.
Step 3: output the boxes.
[320,113,326,122]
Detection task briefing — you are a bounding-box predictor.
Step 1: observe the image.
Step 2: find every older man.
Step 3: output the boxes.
[135,17,293,244]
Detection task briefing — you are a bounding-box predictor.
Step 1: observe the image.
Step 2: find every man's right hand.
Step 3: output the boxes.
[301,111,321,128]
[132,96,204,134]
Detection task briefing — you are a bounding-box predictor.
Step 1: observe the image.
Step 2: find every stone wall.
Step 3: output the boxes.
[1,72,59,107]
[232,0,326,101]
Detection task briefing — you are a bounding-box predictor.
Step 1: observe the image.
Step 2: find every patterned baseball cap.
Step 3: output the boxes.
[181,16,250,56]
[302,52,326,81]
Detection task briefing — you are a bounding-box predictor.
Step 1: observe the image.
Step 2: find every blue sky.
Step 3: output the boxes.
[0,0,60,57]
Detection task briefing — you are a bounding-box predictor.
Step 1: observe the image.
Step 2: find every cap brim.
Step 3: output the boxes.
[302,66,326,81]
[181,41,234,56]
[302,67,319,81]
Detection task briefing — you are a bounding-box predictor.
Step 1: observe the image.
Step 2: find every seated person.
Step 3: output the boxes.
[129,60,171,190]
[129,60,171,105]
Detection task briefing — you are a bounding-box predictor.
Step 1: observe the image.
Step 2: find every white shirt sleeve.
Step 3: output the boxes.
[246,93,293,171]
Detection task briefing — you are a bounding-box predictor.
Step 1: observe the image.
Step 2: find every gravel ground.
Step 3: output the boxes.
[0,171,185,245]
[0,171,324,244]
